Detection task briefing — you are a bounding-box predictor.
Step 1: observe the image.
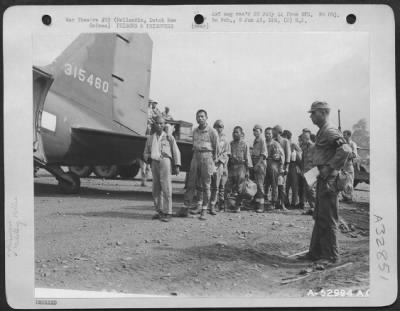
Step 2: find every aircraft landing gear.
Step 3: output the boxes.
[59,172,81,194]
[69,165,93,177]
[46,165,81,194]
[119,163,140,179]
[93,165,119,178]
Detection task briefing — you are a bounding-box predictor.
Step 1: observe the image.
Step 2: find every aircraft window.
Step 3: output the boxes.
[112,74,124,82]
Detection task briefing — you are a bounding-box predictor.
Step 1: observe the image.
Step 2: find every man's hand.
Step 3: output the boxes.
[319,165,333,179]
[272,153,280,161]
[283,164,289,175]
[174,166,180,175]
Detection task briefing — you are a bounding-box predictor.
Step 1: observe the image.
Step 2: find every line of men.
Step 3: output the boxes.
[178,115,318,218]
[143,101,356,264]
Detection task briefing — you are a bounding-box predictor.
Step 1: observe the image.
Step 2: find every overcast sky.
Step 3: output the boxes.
[34,31,369,143]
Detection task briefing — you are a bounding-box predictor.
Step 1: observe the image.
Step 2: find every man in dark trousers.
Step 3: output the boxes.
[299,101,352,265]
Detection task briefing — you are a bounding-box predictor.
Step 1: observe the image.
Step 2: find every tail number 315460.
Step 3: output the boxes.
[64,63,109,94]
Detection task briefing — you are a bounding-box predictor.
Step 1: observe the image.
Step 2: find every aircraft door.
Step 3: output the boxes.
[33,67,54,164]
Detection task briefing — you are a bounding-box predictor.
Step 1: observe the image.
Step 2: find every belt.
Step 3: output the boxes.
[194,150,212,153]
[151,154,171,162]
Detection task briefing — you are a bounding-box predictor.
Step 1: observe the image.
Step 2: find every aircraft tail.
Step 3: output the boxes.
[44,33,153,136]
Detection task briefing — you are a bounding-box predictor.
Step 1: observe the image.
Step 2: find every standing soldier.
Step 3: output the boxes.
[209,120,231,214]
[146,100,162,135]
[264,127,285,210]
[273,125,291,210]
[342,130,358,202]
[162,106,174,121]
[299,129,316,215]
[143,116,181,222]
[283,130,302,208]
[299,101,352,264]
[225,126,252,213]
[181,109,219,220]
[251,125,268,213]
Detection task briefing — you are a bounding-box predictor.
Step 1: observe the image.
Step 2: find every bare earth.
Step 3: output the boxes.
[34,171,369,297]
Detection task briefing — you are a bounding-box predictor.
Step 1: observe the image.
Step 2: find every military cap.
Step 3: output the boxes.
[302,128,311,133]
[308,101,330,112]
[273,125,283,134]
[213,120,224,128]
[253,124,263,131]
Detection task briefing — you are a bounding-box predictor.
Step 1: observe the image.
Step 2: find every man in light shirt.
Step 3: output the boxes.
[273,125,291,210]
[283,130,302,208]
[264,127,285,210]
[143,116,181,222]
[251,124,268,213]
[210,120,231,214]
[299,130,316,215]
[162,106,174,121]
[182,109,220,220]
[342,130,359,202]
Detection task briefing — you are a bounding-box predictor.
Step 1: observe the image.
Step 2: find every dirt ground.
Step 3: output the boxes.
[34,170,370,297]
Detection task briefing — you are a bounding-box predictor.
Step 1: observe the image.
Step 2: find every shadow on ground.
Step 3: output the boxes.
[154,242,313,269]
[34,181,183,201]
[64,210,154,221]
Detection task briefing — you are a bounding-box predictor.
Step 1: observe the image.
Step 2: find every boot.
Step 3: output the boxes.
[256,202,264,213]
[277,186,287,210]
[190,204,202,215]
[218,201,226,212]
[209,204,217,215]
[176,207,189,217]
[199,209,207,220]
[232,202,241,213]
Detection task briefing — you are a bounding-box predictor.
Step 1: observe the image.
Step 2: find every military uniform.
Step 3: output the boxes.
[286,142,302,207]
[251,136,268,210]
[299,140,316,210]
[275,135,291,208]
[184,124,219,216]
[265,140,285,206]
[309,122,352,262]
[225,139,253,211]
[210,132,231,211]
[146,105,162,135]
[143,132,181,217]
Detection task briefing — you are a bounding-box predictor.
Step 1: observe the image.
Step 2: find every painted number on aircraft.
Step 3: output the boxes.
[64,63,109,94]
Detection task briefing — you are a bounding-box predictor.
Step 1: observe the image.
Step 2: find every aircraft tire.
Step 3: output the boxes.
[69,165,93,177]
[93,165,119,179]
[119,164,140,179]
[58,172,80,194]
